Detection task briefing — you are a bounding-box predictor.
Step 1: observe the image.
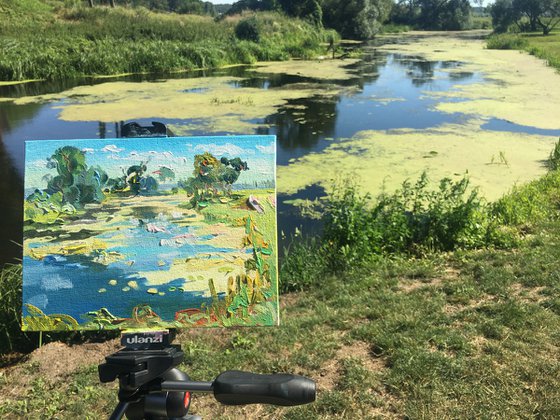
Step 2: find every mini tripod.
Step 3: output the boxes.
[99,331,316,420]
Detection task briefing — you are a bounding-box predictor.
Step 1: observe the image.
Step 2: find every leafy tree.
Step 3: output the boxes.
[417,0,472,30]
[390,0,472,30]
[490,0,520,32]
[531,0,560,34]
[322,0,390,39]
[514,0,544,30]
[279,0,323,25]
[235,16,262,42]
[491,0,560,34]
[227,0,279,14]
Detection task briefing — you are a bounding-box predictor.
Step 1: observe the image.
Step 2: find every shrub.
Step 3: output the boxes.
[322,173,505,271]
[235,16,261,42]
[486,34,528,50]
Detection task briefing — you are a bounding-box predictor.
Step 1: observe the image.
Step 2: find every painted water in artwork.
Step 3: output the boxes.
[22,135,278,331]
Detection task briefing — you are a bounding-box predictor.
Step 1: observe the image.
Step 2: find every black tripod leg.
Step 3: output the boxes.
[109,401,130,420]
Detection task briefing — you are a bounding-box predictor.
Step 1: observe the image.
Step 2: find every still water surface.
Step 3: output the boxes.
[1,39,559,264]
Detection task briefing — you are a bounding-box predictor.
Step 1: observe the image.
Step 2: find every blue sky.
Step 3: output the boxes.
[25,136,276,191]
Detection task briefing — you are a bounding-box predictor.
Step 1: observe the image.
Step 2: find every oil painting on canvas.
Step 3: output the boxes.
[22,135,278,331]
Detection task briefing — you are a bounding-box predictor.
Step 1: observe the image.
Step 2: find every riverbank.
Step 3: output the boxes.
[0,1,336,82]
[2,164,560,417]
[487,29,560,72]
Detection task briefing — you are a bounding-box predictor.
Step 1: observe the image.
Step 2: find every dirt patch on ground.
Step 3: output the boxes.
[316,340,386,392]
[0,338,120,405]
[28,339,120,380]
[398,267,459,293]
[509,283,548,303]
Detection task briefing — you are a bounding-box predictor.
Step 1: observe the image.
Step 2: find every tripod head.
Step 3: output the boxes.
[99,331,316,420]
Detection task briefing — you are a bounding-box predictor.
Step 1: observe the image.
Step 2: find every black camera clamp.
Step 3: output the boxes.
[99,330,316,420]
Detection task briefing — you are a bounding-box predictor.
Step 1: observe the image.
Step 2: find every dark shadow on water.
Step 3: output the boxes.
[483,119,560,137]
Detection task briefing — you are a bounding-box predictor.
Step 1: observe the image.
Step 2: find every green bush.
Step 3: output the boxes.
[322,173,503,271]
[487,34,528,50]
[235,16,261,42]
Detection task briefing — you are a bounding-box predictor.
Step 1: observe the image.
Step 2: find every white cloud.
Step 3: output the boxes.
[256,144,275,154]
[31,159,49,169]
[193,143,255,157]
[82,148,95,154]
[102,144,124,153]
[41,274,73,291]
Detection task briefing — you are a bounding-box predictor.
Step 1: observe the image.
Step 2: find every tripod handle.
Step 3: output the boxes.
[212,370,316,407]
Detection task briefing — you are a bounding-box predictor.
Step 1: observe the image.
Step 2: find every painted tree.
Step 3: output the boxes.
[45,146,108,208]
[181,153,249,203]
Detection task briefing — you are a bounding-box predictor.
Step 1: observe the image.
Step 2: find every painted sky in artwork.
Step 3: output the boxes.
[25,136,276,192]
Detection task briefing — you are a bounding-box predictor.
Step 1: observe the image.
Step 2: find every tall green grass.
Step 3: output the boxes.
[0,264,31,355]
[0,5,336,81]
[486,33,528,49]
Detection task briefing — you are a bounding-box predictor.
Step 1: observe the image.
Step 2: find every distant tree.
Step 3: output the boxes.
[490,0,520,32]
[491,0,560,34]
[226,0,279,15]
[88,0,94,7]
[514,0,543,30]
[322,0,392,39]
[417,0,472,30]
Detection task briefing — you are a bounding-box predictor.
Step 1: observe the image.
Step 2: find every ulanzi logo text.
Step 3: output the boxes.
[125,335,163,344]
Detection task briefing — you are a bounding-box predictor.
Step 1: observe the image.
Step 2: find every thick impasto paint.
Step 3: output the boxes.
[22,136,278,331]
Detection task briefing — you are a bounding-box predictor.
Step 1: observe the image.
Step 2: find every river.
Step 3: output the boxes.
[2,31,560,265]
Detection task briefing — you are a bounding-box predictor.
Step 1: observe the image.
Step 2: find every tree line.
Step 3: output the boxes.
[82,0,478,39]
[490,0,560,35]
[86,0,217,15]
[225,0,474,38]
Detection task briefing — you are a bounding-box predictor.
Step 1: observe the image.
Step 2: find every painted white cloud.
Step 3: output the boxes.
[28,294,48,310]
[41,274,73,291]
[256,144,275,154]
[193,143,255,157]
[102,144,124,153]
[31,159,49,169]
[82,148,95,154]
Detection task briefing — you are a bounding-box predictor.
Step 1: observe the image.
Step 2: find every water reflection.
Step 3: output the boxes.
[0,130,23,263]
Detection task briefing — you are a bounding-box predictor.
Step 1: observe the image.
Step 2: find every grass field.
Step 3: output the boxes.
[2,165,560,417]
[524,29,560,70]
[1,221,559,417]
[487,27,560,71]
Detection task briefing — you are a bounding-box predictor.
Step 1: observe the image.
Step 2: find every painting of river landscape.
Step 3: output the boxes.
[22,135,278,332]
